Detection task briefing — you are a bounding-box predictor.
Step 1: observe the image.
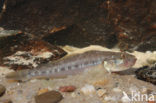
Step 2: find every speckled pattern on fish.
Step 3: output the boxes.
[6,50,136,81]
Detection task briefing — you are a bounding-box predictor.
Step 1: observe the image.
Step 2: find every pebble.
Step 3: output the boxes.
[112,88,122,92]
[59,85,76,92]
[35,90,63,103]
[80,84,96,95]
[97,89,106,97]
[0,84,6,97]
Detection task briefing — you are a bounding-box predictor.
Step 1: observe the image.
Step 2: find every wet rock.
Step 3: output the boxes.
[135,36,156,52]
[0,29,67,70]
[0,0,79,37]
[35,90,63,103]
[80,84,96,95]
[111,0,156,52]
[0,84,6,97]
[43,20,118,48]
[59,85,76,92]
[135,63,156,85]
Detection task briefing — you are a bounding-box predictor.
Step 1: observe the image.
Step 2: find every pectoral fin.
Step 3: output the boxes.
[103,61,111,74]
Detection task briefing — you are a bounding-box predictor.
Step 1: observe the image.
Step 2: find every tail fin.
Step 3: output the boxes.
[6,70,30,81]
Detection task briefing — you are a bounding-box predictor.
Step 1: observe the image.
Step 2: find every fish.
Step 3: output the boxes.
[6,50,137,81]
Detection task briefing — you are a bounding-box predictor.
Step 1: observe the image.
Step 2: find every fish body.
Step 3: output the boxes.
[6,50,136,81]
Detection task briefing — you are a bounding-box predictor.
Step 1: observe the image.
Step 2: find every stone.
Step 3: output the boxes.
[35,90,63,103]
[0,29,67,70]
[80,84,96,95]
[97,89,106,97]
[59,85,76,92]
[0,84,6,97]
[135,63,156,85]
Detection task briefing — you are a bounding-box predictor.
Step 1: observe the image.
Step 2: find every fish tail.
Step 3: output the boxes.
[6,69,30,81]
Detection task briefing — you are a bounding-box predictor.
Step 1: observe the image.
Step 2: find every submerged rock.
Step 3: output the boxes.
[135,63,156,85]
[59,85,76,92]
[1,0,156,51]
[0,29,67,70]
[35,90,63,103]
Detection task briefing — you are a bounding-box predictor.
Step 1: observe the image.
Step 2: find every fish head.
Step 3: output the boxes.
[104,52,137,72]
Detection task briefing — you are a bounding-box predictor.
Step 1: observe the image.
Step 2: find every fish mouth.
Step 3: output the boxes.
[125,57,137,67]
